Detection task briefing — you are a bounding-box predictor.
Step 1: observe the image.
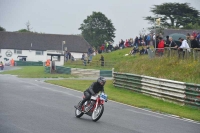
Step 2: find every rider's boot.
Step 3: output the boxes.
[74,104,82,111]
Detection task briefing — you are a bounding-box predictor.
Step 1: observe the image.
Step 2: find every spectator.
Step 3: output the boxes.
[83,54,87,66]
[192,31,197,39]
[140,39,146,46]
[134,36,139,48]
[178,38,190,59]
[146,34,151,46]
[169,37,177,47]
[190,35,199,48]
[197,32,200,45]
[178,38,190,52]
[165,36,170,47]
[186,33,191,48]
[81,53,85,60]
[68,51,71,60]
[157,37,164,57]
[99,55,104,66]
[159,33,163,38]
[140,47,145,55]
[101,44,105,53]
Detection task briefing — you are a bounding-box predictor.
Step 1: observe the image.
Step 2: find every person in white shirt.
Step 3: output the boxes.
[178,38,190,59]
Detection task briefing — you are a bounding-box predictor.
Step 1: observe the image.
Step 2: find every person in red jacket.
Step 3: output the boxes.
[157,37,164,56]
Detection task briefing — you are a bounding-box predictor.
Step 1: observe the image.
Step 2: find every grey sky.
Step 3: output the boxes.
[0,0,199,44]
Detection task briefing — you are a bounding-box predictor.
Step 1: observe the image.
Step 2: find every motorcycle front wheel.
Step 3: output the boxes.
[91,104,104,122]
[75,101,84,118]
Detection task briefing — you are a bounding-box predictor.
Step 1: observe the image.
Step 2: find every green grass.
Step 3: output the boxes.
[46,79,200,121]
[66,47,200,84]
[0,66,75,78]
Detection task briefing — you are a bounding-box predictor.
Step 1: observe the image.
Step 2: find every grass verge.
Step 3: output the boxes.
[46,79,200,121]
[66,47,200,84]
[1,66,76,78]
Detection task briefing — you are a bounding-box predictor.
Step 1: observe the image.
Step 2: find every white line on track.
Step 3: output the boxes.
[126,109,164,119]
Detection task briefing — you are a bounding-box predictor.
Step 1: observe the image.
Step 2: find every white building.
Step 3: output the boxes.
[0,32,90,66]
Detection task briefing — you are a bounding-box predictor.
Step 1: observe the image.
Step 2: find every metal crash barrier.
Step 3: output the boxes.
[113,72,200,108]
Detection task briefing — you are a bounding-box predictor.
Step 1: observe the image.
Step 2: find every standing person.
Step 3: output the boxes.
[186,33,191,48]
[192,31,197,39]
[83,53,87,66]
[190,35,199,48]
[68,51,71,60]
[159,33,163,38]
[81,53,85,60]
[134,36,139,48]
[101,44,105,53]
[165,36,170,47]
[157,37,165,57]
[99,55,104,66]
[178,38,190,59]
[146,34,151,46]
[169,37,177,47]
[197,32,200,45]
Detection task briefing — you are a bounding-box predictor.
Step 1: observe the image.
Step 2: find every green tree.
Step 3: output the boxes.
[17,29,30,32]
[144,3,200,28]
[0,26,6,31]
[79,12,116,48]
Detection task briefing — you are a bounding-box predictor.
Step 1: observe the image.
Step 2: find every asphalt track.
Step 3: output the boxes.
[0,74,200,133]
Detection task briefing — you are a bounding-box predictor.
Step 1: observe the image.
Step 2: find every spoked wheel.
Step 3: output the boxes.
[91,104,104,122]
[75,101,84,118]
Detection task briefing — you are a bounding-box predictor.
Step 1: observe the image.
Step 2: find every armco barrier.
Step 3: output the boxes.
[100,70,112,77]
[44,67,50,73]
[185,83,200,107]
[113,72,200,108]
[56,66,71,74]
[15,61,43,66]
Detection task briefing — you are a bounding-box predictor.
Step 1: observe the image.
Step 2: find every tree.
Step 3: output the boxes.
[17,29,30,32]
[0,26,6,31]
[144,3,200,29]
[79,12,116,48]
[17,21,32,32]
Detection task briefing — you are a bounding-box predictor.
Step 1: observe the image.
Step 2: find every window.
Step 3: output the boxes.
[14,49,22,54]
[36,51,43,55]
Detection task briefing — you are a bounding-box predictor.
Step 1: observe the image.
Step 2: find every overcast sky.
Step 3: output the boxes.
[0,0,199,44]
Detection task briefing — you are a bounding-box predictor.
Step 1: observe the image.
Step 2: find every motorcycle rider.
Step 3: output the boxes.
[75,77,106,111]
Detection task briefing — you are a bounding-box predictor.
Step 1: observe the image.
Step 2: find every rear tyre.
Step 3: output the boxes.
[75,101,84,118]
[91,104,104,122]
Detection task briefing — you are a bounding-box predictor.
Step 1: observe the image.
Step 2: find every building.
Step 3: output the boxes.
[0,31,90,66]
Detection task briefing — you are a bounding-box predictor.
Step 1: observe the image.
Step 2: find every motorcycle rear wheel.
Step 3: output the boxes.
[91,104,104,122]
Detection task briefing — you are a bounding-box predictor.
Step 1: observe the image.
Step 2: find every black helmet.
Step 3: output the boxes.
[97,77,106,86]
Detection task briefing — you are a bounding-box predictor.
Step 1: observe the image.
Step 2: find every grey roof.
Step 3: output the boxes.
[163,29,200,37]
[0,31,90,53]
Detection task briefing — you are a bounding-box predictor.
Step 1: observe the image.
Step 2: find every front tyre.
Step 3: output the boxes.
[91,104,104,122]
[75,101,84,118]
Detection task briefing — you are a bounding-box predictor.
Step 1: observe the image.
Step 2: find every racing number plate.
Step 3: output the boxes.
[100,93,107,101]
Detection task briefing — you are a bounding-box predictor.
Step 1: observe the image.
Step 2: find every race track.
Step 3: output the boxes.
[0,75,199,133]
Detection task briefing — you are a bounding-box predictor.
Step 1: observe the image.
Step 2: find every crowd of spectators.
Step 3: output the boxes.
[153,31,200,57]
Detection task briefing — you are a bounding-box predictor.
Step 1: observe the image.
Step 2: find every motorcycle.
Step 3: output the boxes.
[74,92,108,122]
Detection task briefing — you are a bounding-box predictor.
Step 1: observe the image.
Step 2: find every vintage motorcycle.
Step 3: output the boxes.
[74,93,108,122]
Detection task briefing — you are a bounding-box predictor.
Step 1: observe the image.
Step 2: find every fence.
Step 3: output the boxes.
[56,66,71,74]
[44,66,50,73]
[44,66,113,77]
[15,61,44,66]
[113,72,200,108]
[148,48,200,61]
